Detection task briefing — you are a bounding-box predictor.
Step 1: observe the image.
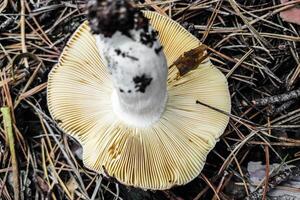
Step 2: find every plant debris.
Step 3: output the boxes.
[246,162,300,200]
[171,44,208,76]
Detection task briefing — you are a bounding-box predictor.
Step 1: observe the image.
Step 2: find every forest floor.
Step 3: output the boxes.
[0,0,300,199]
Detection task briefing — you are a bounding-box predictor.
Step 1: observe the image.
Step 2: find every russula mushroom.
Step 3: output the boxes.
[47,0,231,190]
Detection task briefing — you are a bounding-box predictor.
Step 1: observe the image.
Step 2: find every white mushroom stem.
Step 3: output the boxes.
[95,29,168,127]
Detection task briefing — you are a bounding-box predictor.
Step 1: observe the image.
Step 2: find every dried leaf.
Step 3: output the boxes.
[35,175,49,193]
[66,176,79,196]
[280,0,300,25]
[171,44,208,76]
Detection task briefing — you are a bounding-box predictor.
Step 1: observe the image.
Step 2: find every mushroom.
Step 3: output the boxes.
[47,0,231,190]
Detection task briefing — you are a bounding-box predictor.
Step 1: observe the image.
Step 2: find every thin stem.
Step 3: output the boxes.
[1,107,19,200]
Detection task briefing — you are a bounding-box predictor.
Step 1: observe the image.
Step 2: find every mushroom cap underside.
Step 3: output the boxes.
[47,11,231,190]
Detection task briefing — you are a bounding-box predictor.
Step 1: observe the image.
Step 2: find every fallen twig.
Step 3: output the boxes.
[252,88,300,106]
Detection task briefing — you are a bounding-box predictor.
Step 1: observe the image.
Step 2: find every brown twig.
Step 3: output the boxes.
[252,88,300,106]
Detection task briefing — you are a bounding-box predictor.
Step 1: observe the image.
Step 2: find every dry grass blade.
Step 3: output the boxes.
[1,107,19,200]
[228,0,272,49]
[287,63,300,89]
[0,0,8,13]
[20,0,29,69]
[226,49,254,78]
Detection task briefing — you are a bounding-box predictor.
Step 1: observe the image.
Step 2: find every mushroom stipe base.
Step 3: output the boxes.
[111,89,168,127]
[47,11,231,190]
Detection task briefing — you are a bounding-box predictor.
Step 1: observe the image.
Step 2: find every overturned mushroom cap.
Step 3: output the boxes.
[47,11,231,190]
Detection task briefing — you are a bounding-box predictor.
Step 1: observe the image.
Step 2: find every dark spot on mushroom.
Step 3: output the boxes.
[55,119,62,124]
[155,46,163,54]
[119,88,124,93]
[115,49,121,55]
[126,54,139,61]
[133,74,152,93]
[116,50,139,61]
[102,165,109,175]
[140,30,158,48]
[128,90,131,93]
